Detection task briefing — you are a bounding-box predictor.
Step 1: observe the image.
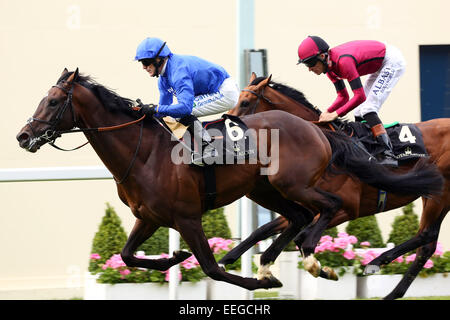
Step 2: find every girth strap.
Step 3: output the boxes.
[203,166,217,211]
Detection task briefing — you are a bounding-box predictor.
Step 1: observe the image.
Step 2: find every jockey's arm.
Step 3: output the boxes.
[327,57,366,117]
[156,72,195,119]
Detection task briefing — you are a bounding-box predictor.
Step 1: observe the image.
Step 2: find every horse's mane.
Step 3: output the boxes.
[250,77,321,115]
[58,71,138,118]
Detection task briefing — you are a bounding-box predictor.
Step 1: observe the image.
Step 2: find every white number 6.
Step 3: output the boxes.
[225,119,244,141]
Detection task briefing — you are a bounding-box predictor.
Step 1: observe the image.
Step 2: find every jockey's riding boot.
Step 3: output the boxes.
[375,132,398,168]
[364,112,398,168]
[190,119,217,166]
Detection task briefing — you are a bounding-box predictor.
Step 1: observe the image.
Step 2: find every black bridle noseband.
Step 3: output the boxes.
[27,83,78,150]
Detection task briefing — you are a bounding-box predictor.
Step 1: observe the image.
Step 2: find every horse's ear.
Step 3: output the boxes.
[249,72,257,85]
[66,68,79,85]
[260,74,272,88]
[61,68,69,77]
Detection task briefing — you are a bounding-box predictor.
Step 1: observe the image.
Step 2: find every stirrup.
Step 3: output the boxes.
[191,148,218,167]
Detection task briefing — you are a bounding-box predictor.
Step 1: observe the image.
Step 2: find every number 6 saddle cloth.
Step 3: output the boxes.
[347,121,428,163]
[164,114,257,164]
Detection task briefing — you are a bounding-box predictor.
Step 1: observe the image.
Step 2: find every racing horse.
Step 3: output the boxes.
[16,69,442,291]
[224,73,449,299]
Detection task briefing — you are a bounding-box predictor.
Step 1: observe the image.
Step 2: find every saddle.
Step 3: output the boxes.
[342,121,428,163]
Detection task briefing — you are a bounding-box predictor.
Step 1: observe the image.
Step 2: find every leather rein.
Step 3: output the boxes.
[27,82,146,184]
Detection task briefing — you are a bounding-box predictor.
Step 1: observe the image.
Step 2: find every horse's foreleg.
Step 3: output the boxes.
[176,217,281,290]
[218,216,288,266]
[121,218,191,271]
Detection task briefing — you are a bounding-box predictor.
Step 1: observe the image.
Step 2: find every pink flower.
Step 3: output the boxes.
[337,232,349,238]
[434,242,444,257]
[424,259,434,269]
[103,254,126,269]
[394,256,404,263]
[208,237,233,253]
[319,235,333,243]
[343,250,356,260]
[164,269,182,282]
[120,269,131,276]
[359,250,380,266]
[348,236,358,244]
[405,254,416,263]
[360,241,371,247]
[90,253,101,260]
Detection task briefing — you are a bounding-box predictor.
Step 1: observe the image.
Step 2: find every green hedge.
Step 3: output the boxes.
[89,203,127,273]
[387,202,419,246]
[345,215,384,248]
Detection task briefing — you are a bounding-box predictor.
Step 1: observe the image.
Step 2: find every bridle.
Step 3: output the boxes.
[27,82,77,149]
[241,86,276,115]
[26,81,146,184]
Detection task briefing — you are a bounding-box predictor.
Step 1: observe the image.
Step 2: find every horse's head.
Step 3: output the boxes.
[229,72,273,117]
[16,68,79,152]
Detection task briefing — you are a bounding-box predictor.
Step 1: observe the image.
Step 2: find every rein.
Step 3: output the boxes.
[28,83,147,184]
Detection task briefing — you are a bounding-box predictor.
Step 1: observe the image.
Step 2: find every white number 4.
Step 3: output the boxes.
[399,125,416,144]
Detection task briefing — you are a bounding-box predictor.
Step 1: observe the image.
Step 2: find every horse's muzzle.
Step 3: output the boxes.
[16,131,40,153]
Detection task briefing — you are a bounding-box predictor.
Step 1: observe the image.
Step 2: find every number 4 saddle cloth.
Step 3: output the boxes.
[347,121,428,162]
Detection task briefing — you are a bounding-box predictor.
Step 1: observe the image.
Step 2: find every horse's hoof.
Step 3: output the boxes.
[303,255,321,278]
[259,276,283,289]
[322,266,338,281]
[364,264,380,275]
[218,263,226,272]
[173,250,192,261]
[268,276,283,288]
[257,264,273,280]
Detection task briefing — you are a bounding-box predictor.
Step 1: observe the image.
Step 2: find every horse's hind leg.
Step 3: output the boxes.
[280,185,343,278]
[364,199,448,275]
[384,241,439,300]
[121,218,191,271]
[176,216,281,290]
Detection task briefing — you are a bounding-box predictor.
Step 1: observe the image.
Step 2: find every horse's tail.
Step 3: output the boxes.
[322,130,444,198]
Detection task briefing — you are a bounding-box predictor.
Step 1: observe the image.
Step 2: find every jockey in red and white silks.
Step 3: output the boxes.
[297,36,406,167]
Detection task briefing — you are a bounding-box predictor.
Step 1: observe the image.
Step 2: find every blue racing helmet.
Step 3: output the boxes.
[134,37,172,61]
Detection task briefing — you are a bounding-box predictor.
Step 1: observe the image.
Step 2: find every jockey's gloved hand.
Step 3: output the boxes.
[140,104,157,116]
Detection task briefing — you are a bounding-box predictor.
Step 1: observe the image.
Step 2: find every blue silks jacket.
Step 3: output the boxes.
[157,54,230,118]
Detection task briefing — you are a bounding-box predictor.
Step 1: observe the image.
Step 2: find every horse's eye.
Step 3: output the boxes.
[241,100,250,108]
[49,99,58,107]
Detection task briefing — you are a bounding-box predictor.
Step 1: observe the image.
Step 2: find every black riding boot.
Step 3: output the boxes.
[376,132,398,167]
[363,112,398,168]
[179,115,216,166]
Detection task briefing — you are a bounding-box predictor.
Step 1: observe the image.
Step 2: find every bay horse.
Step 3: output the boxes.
[16,69,442,292]
[223,72,450,299]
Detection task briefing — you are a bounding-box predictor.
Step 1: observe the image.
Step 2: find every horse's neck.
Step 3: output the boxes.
[73,92,156,181]
[268,89,319,121]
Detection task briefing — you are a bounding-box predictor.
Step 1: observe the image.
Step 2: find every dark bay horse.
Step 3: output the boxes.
[224,73,450,299]
[16,69,442,291]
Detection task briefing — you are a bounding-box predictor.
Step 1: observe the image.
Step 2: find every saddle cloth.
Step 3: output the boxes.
[200,114,256,164]
[164,114,256,165]
[347,121,428,162]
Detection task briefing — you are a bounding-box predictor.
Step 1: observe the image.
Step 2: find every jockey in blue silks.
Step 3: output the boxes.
[135,37,239,166]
